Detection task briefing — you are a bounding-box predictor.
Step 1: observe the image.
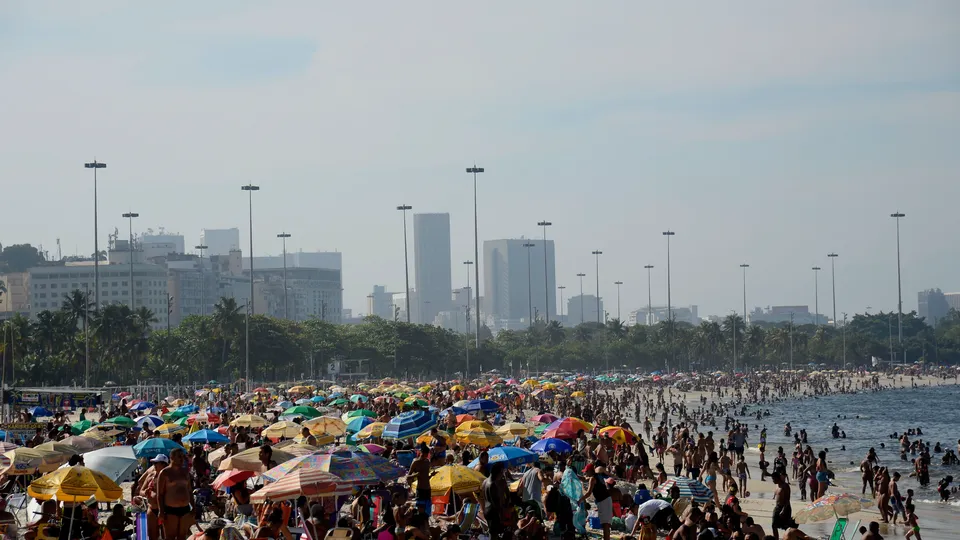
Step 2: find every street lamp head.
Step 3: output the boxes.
[890,212,905,218]
[523,243,535,248]
[576,273,586,277]
[465,166,484,173]
[84,161,106,169]
[397,205,412,211]
[614,281,623,285]
[463,261,473,265]
[277,233,291,239]
[812,266,821,271]
[740,264,749,268]
[558,285,566,290]
[662,231,675,236]
[592,250,602,256]
[537,221,552,227]
[644,265,654,269]
[241,184,260,191]
[827,253,838,258]
[195,244,208,250]
[122,212,139,218]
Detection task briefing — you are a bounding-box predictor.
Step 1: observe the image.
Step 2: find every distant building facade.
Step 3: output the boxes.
[201,228,241,256]
[141,233,185,259]
[626,305,699,326]
[946,292,960,313]
[748,306,818,325]
[567,294,604,325]
[414,213,452,325]
[367,285,396,320]
[0,272,30,312]
[483,238,556,325]
[918,288,950,325]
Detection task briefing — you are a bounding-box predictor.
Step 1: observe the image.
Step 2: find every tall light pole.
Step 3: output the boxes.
[122,212,139,309]
[84,160,106,310]
[827,253,838,327]
[463,261,473,377]
[614,281,623,320]
[241,184,260,392]
[731,310,737,374]
[891,211,905,364]
[644,265,654,326]
[537,221,552,322]
[466,165,484,347]
[278,232,291,319]
[195,244,208,316]
[557,285,566,321]
[576,273,586,324]
[523,242,536,326]
[812,266,822,327]
[592,250,602,324]
[841,312,848,370]
[663,231,675,370]
[740,264,749,326]
[397,205,413,323]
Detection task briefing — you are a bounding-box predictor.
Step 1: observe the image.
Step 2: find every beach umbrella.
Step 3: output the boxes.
[218,446,298,472]
[154,423,189,438]
[311,396,326,403]
[284,406,321,419]
[59,436,107,453]
[212,469,256,490]
[455,414,476,424]
[349,394,369,403]
[416,430,451,445]
[570,391,585,398]
[794,493,871,524]
[130,401,156,411]
[373,396,397,404]
[359,444,385,455]
[133,438,185,459]
[457,420,495,432]
[183,429,230,445]
[295,398,312,405]
[29,406,53,418]
[0,448,43,475]
[263,421,305,440]
[230,414,270,428]
[653,476,714,503]
[289,385,312,394]
[543,417,593,439]
[276,401,294,409]
[0,442,17,453]
[412,465,486,496]
[383,410,436,440]
[251,469,347,502]
[80,429,121,443]
[303,416,348,437]
[330,398,350,407]
[344,409,377,419]
[176,404,199,414]
[34,443,79,466]
[450,384,464,391]
[186,412,220,425]
[496,423,532,438]
[463,399,499,413]
[468,447,537,468]
[530,414,558,424]
[598,426,638,445]
[354,422,387,440]
[78,446,138,483]
[346,416,375,434]
[162,410,187,422]
[136,415,164,430]
[71,420,95,435]
[455,425,502,448]
[28,465,122,502]
[530,438,573,454]
[439,406,467,418]
[263,452,384,484]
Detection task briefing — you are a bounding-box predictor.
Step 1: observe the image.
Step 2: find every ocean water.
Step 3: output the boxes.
[744,382,960,537]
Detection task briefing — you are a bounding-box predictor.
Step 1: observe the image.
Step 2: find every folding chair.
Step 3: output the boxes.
[828,517,849,540]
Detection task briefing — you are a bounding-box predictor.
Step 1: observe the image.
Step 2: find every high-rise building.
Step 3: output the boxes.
[367,285,396,320]
[483,239,556,328]
[243,251,342,272]
[918,288,950,325]
[141,232,185,260]
[0,272,30,312]
[626,305,699,326]
[250,267,342,323]
[414,213,452,325]
[201,228,241,256]
[567,294,604,326]
[945,292,960,312]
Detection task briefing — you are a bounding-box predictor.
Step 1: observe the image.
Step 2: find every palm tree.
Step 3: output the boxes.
[61,289,93,326]
[212,297,244,377]
[605,318,626,340]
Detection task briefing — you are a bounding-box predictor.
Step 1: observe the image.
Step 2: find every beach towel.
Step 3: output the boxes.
[560,468,587,534]
[134,512,149,540]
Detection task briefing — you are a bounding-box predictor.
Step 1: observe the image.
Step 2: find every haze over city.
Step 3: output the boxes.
[2,1,958,320]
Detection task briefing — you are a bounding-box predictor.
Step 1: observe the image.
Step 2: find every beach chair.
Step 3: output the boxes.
[828,517,849,540]
[326,527,354,540]
[459,502,479,532]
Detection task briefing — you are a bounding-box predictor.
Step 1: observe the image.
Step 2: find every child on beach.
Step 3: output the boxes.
[904,503,921,540]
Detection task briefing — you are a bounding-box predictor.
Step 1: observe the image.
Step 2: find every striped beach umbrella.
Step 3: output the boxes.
[653,476,714,503]
[382,410,436,440]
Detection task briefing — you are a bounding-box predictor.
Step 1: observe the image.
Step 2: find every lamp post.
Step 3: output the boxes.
[195,245,208,316]
[523,242,536,326]
[740,264,749,326]
[122,212,139,309]
[278,232,291,319]
[558,285,566,321]
[465,165,484,347]
[827,253,838,327]
[537,221,552,322]
[841,312,848,370]
[591,251,602,324]
[891,211,905,364]
[614,281,623,320]
[241,184,260,392]
[397,205,413,323]
[812,266,822,327]
[576,273,586,324]
[731,310,738,374]
[663,231,675,369]
[644,265,654,326]
[463,260,473,377]
[84,160,106,312]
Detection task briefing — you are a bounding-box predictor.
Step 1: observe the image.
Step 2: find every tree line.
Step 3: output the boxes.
[2,289,959,387]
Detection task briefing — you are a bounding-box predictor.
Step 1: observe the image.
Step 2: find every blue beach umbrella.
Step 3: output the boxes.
[183,429,229,445]
[29,406,53,418]
[133,438,185,459]
[463,399,499,413]
[176,404,199,414]
[382,410,436,440]
[530,438,573,454]
[136,416,164,430]
[311,396,326,403]
[468,446,538,468]
[130,401,156,411]
[346,416,375,433]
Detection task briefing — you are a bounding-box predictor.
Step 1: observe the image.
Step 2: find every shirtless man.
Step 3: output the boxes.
[876,468,891,523]
[860,455,875,497]
[771,471,796,540]
[137,454,168,540]
[157,449,195,540]
[670,506,702,540]
[407,444,433,517]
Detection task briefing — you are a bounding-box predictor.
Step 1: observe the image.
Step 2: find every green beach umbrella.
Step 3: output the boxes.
[283,406,321,419]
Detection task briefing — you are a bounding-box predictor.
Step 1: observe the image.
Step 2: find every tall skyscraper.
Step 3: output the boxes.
[483,238,556,328]
[414,213,452,324]
[201,228,241,256]
[918,288,950,325]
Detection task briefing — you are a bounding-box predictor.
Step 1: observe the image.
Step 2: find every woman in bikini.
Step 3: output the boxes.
[157,448,196,540]
[700,452,722,506]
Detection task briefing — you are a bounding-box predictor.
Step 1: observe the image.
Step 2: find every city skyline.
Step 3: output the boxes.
[1,3,957,321]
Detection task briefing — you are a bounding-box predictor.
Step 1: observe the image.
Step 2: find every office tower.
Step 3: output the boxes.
[414,213,452,324]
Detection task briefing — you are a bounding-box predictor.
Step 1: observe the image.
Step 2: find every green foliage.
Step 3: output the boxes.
[0,244,45,272]
[2,293,959,387]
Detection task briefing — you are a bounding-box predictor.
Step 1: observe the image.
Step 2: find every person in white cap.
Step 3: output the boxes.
[135,454,168,540]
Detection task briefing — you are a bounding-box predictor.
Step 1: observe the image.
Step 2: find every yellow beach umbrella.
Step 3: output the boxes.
[416,430,451,445]
[412,465,486,496]
[303,416,347,437]
[28,465,122,502]
[292,434,336,446]
[455,425,502,448]
[456,420,495,433]
[80,429,121,443]
[2,447,60,475]
[449,385,464,391]
[355,422,387,440]
[263,421,304,439]
[598,426,638,445]
[496,423,532,438]
[570,391,586,398]
[230,414,270,428]
[218,446,297,472]
[154,423,189,439]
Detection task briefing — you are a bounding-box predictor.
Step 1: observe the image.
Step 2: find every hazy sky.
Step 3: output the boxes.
[2,2,958,320]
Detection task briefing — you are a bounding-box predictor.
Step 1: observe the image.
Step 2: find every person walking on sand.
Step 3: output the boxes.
[771,471,798,540]
[814,450,830,498]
